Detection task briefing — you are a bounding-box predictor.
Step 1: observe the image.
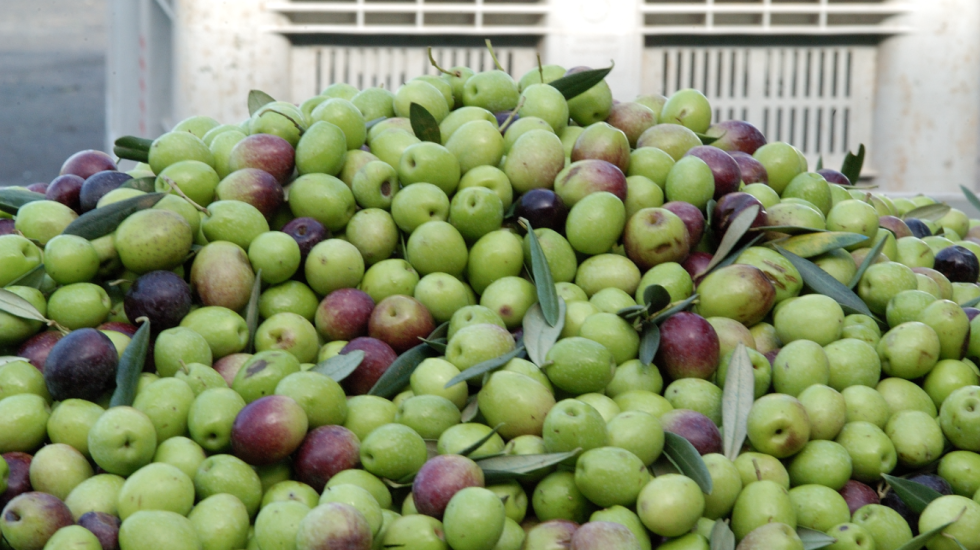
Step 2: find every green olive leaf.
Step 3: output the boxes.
[110,319,151,408]
[521,220,560,326]
[444,344,527,389]
[616,305,648,321]
[779,232,869,258]
[840,143,865,184]
[903,203,951,222]
[114,135,154,153]
[893,520,956,550]
[420,337,447,354]
[816,155,824,171]
[311,350,365,382]
[460,395,480,423]
[113,146,149,163]
[722,343,754,462]
[369,343,440,398]
[959,185,980,215]
[797,527,836,550]
[460,424,505,458]
[547,63,613,100]
[244,269,262,354]
[696,133,720,146]
[0,187,45,215]
[248,89,277,117]
[365,116,387,130]
[709,520,736,550]
[523,299,566,367]
[882,474,943,514]
[750,225,827,234]
[775,246,875,318]
[0,288,49,323]
[121,176,157,193]
[649,293,700,325]
[702,204,760,276]
[662,432,713,494]
[962,295,980,308]
[409,103,441,143]
[61,193,166,240]
[702,234,763,277]
[476,449,581,483]
[638,323,660,367]
[847,231,890,289]
[643,284,672,311]
[5,264,46,290]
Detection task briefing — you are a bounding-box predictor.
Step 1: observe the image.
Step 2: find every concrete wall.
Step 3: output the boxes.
[873,0,980,194]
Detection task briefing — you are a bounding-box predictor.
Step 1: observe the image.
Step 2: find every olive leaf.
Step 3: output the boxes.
[5,264,45,289]
[369,343,440,398]
[248,90,277,117]
[460,395,480,423]
[959,185,980,214]
[311,350,365,382]
[649,293,700,325]
[893,520,956,550]
[775,246,875,318]
[0,288,49,323]
[847,232,890,289]
[709,520,736,550]
[420,337,447,354]
[903,203,951,222]
[702,234,763,277]
[114,135,153,153]
[696,133,720,146]
[882,474,943,515]
[962,295,980,308]
[616,305,648,321]
[444,344,527,388]
[459,424,504,458]
[722,343,754,462]
[244,269,262,354]
[797,527,837,550]
[409,103,441,143]
[62,193,166,240]
[428,321,449,341]
[114,146,149,163]
[365,116,387,130]
[643,284,672,311]
[751,225,827,235]
[638,323,660,367]
[523,299,566,367]
[121,176,157,193]
[521,219,560,326]
[840,144,865,184]
[476,450,580,483]
[110,319,151,408]
[779,232,869,258]
[816,155,824,171]
[662,432,713,494]
[701,204,760,276]
[0,187,45,215]
[547,63,613,100]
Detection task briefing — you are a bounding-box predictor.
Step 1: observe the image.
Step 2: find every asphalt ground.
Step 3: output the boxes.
[0,0,107,186]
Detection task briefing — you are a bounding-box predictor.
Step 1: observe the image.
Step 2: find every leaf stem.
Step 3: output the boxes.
[427,47,460,77]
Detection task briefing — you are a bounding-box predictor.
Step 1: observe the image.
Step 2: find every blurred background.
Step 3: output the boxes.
[2,0,978,197]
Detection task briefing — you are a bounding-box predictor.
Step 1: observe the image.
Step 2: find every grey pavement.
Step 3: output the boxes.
[0,0,107,186]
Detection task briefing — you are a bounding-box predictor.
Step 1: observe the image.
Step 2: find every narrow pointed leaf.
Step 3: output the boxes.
[696,133,720,146]
[780,232,869,258]
[840,144,865,184]
[882,474,942,514]
[643,284,672,312]
[893,521,955,550]
[428,322,449,341]
[722,344,754,462]
[709,519,736,550]
[409,103,441,143]
[311,350,365,382]
[750,225,827,234]
[649,293,700,325]
[244,269,262,354]
[701,234,763,277]
[706,199,716,230]
[62,193,166,240]
[114,146,149,163]
[776,246,875,317]
[248,90,277,116]
[0,188,45,214]
[848,232,890,289]
[617,305,648,321]
[703,204,760,275]
[370,343,440,398]
[0,288,49,323]
[121,176,157,192]
[903,203,951,222]
[548,64,613,100]
[797,527,837,550]
[460,425,505,458]
[444,345,527,388]
[662,432,713,494]
[523,300,566,367]
[639,323,660,366]
[962,295,980,308]
[460,395,480,423]
[365,116,387,130]
[651,455,680,477]
[522,219,559,326]
[959,185,980,214]
[5,264,45,289]
[421,337,447,354]
[114,135,154,152]
[476,450,580,482]
[110,319,151,407]
[816,156,824,171]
